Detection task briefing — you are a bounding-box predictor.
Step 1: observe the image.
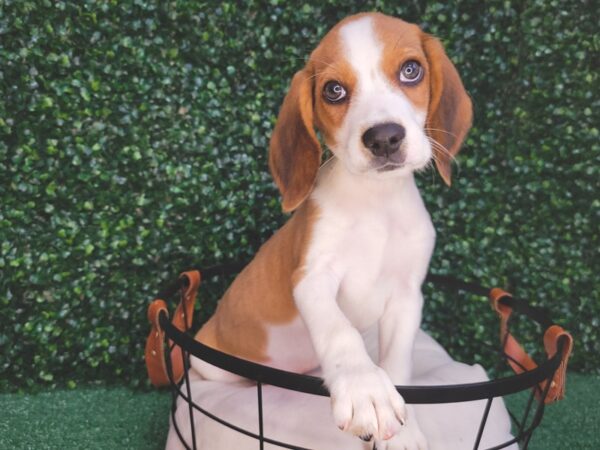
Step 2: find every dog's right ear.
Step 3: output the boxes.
[269,67,322,213]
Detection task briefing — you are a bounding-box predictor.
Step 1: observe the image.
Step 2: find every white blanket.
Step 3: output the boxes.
[166,329,516,450]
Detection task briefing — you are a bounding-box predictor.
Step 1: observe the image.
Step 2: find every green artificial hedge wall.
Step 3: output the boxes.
[1,0,597,391]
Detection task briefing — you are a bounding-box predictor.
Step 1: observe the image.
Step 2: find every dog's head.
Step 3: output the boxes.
[269,13,473,212]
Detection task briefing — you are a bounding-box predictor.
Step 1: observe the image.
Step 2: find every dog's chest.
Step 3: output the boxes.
[309,187,435,330]
[337,213,432,329]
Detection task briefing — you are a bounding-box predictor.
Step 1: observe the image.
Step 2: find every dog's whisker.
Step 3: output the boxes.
[415,158,436,179]
[308,67,343,81]
[392,34,404,52]
[307,58,345,79]
[319,155,335,169]
[424,127,458,138]
[428,137,462,178]
[428,137,456,163]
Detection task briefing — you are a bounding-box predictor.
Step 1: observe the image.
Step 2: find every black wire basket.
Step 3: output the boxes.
[145,263,573,450]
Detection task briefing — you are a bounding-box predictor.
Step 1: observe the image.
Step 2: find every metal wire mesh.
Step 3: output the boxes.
[152,266,567,450]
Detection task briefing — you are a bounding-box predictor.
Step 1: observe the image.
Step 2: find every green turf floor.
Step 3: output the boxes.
[0,372,598,449]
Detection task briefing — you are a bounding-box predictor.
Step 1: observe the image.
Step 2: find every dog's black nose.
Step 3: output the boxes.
[362,123,405,157]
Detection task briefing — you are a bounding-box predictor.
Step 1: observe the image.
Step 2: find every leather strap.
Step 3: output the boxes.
[145,271,202,387]
[173,270,201,332]
[490,288,573,403]
[145,300,170,387]
[543,324,573,402]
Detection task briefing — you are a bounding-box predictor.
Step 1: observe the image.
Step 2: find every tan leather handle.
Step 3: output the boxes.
[490,288,573,403]
[145,270,202,387]
[145,299,170,387]
[173,270,201,332]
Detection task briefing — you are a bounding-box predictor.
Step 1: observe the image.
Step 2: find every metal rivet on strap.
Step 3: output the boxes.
[151,350,156,356]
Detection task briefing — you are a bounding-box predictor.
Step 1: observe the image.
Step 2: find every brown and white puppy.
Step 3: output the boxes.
[191,12,472,450]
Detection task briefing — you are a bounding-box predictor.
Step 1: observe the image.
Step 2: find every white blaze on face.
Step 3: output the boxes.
[335,17,431,176]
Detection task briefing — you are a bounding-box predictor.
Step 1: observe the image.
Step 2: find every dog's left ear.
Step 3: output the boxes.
[269,66,321,212]
[422,34,473,186]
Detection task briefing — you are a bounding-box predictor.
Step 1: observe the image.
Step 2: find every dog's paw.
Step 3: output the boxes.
[373,407,428,450]
[329,364,406,441]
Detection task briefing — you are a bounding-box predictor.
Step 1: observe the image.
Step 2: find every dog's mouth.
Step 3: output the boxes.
[375,162,404,172]
[370,149,407,173]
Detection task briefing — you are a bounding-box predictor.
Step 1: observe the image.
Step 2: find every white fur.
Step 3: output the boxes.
[264,316,318,373]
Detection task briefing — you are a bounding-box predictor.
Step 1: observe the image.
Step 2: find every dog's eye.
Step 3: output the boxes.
[323,81,347,103]
[399,60,424,85]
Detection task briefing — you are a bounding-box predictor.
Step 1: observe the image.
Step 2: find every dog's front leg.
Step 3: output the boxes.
[294,271,407,443]
[375,288,428,450]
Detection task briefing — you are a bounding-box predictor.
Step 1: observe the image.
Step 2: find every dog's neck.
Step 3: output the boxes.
[312,156,420,213]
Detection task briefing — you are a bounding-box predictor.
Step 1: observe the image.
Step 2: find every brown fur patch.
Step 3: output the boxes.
[421,34,473,185]
[374,15,431,113]
[269,69,321,213]
[195,200,319,363]
[310,25,356,148]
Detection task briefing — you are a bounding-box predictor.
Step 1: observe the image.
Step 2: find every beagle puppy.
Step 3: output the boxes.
[191,12,472,450]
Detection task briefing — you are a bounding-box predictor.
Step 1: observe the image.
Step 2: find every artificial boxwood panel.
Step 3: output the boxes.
[0,0,597,391]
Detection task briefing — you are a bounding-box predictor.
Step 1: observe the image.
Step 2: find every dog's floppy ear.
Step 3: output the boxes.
[422,34,473,186]
[269,67,321,212]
